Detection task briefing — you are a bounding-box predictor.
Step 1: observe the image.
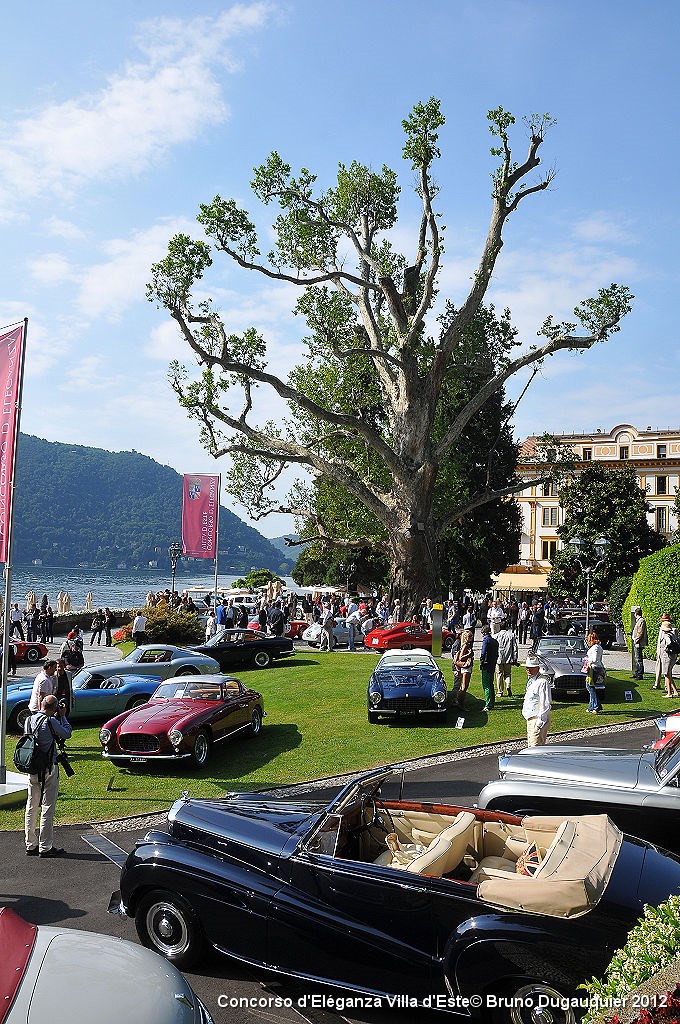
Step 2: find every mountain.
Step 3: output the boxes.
[12,434,294,573]
[268,534,300,555]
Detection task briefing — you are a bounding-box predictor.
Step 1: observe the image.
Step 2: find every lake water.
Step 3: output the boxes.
[4,566,299,611]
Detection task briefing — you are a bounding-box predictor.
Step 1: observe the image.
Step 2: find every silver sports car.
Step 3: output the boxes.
[535,635,606,700]
[72,644,221,688]
[477,733,680,852]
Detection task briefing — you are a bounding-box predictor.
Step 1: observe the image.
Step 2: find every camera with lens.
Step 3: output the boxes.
[56,744,75,777]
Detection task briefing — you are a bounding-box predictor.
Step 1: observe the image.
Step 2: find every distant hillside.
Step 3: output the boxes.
[12,434,294,573]
[268,534,299,555]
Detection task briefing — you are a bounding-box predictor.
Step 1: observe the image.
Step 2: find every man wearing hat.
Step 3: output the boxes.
[522,654,552,746]
[631,607,648,681]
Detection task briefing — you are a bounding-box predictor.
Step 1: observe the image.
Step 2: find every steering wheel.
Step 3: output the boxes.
[357,794,396,842]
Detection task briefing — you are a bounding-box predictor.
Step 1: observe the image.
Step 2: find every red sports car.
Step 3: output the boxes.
[11,640,49,663]
[363,621,454,652]
[247,616,309,639]
[99,675,264,769]
[652,715,680,749]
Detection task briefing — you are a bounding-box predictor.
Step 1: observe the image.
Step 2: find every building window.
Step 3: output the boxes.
[619,445,629,460]
[542,481,555,497]
[542,540,558,561]
[542,507,558,527]
[656,507,667,533]
[657,476,668,495]
[658,444,667,459]
[582,447,592,461]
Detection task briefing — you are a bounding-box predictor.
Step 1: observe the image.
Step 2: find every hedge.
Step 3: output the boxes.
[622,545,680,660]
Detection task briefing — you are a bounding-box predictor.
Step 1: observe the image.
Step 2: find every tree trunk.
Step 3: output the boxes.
[388,528,441,620]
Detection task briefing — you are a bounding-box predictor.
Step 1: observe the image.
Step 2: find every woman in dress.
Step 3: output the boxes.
[658,617,680,698]
[454,628,474,707]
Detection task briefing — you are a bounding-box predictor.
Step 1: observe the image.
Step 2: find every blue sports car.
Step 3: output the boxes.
[367,648,447,723]
[6,673,162,732]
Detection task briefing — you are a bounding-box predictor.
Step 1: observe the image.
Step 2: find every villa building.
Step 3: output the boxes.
[493,424,679,598]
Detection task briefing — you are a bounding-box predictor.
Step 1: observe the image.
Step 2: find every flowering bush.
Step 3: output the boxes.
[113,624,133,644]
[582,896,680,1023]
[609,985,680,1023]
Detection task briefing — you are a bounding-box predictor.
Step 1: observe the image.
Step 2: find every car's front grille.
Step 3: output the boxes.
[119,734,161,752]
[380,697,433,713]
[553,674,587,689]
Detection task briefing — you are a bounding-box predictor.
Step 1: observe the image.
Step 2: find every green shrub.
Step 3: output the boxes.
[622,545,680,658]
[129,605,204,646]
[581,895,680,1023]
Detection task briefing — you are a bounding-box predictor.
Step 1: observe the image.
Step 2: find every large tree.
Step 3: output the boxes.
[148,99,632,613]
[547,465,664,600]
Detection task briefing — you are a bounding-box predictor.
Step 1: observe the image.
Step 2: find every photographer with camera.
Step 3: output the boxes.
[24,694,72,858]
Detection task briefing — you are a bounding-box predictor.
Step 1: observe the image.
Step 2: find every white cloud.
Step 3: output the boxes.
[27,253,75,286]
[0,3,273,219]
[76,218,195,318]
[571,212,633,245]
[44,217,86,241]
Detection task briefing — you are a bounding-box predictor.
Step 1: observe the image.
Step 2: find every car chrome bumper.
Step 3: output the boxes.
[102,751,193,761]
[370,707,443,714]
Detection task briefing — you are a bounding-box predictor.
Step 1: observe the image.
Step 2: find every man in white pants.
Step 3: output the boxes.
[522,654,552,747]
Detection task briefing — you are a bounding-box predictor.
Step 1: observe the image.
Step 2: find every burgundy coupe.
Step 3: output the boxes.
[363,621,454,652]
[11,640,49,663]
[99,675,264,769]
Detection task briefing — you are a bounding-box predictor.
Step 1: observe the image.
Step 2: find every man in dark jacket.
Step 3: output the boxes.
[479,625,499,712]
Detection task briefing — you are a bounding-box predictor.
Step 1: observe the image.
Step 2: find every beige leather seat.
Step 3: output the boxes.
[404,811,476,876]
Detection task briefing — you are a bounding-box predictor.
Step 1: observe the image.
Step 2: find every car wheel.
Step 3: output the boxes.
[248,707,262,737]
[190,730,211,769]
[307,640,318,648]
[368,710,380,724]
[135,891,205,969]
[10,703,30,732]
[489,980,577,1024]
[126,696,150,710]
[252,650,272,669]
[175,667,198,676]
[25,646,41,663]
[443,636,454,652]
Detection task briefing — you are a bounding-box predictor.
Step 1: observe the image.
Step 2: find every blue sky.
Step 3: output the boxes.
[1,0,678,536]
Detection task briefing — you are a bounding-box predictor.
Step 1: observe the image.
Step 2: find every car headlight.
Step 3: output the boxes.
[369,691,382,707]
[433,690,446,705]
[99,728,111,744]
[169,729,183,747]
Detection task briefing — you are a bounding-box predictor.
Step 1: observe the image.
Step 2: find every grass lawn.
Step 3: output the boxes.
[0,651,663,828]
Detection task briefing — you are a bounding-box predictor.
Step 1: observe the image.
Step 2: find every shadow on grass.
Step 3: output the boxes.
[113,722,303,781]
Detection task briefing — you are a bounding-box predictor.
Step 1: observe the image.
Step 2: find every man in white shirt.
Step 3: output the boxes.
[28,660,58,712]
[132,611,148,647]
[10,602,25,640]
[522,654,552,746]
[487,601,505,635]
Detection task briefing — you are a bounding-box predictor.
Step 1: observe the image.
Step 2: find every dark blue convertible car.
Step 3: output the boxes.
[367,648,447,723]
[112,766,680,1023]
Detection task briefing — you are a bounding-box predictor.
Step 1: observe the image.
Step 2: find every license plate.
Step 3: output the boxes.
[401,708,416,715]
[130,757,147,764]
[372,638,379,645]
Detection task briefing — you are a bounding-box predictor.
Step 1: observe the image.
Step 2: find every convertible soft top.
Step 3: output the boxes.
[475,814,622,919]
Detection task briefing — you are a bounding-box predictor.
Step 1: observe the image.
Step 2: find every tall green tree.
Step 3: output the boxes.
[548,465,664,600]
[147,99,632,614]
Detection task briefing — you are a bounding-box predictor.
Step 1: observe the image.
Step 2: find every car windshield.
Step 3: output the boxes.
[205,630,249,646]
[655,732,680,776]
[538,638,586,655]
[72,670,92,689]
[380,654,434,669]
[153,680,224,700]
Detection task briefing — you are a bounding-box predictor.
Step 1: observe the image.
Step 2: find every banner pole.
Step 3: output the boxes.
[214,475,221,602]
[0,318,28,786]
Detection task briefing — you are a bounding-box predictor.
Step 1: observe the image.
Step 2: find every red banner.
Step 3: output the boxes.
[0,324,25,563]
[182,474,219,559]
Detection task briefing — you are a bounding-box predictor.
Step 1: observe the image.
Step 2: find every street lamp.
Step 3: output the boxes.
[168,542,182,605]
[568,535,610,636]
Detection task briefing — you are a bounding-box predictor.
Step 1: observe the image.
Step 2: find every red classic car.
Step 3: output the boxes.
[363,621,454,652]
[99,675,264,769]
[11,640,49,663]
[652,715,680,749]
[247,616,309,638]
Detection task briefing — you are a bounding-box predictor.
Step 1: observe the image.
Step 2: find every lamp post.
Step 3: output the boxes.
[568,535,610,637]
[168,542,182,606]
